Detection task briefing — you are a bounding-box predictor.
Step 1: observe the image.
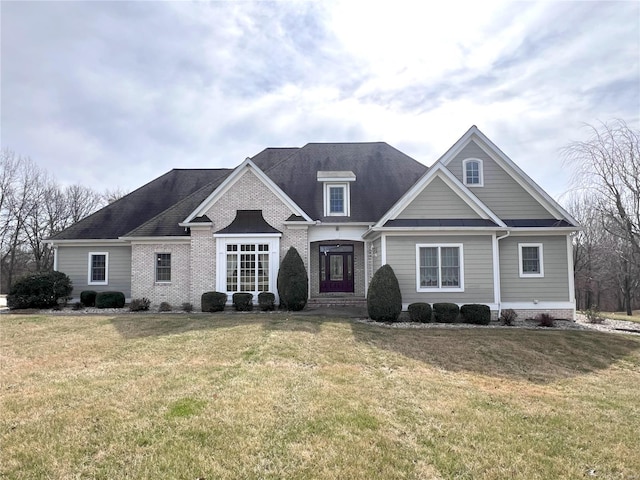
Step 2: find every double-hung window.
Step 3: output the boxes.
[416,244,464,292]
[88,252,108,285]
[156,253,171,282]
[519,243,544,277]
[324,183,349,216]
[463,158,483,187]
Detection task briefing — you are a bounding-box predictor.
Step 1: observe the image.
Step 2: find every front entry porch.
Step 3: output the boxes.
[309,240,366,298]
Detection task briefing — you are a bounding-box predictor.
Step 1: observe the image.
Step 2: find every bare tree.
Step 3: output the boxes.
[1,149,106,292]
[103,187,129,204]
[563,120,640,315]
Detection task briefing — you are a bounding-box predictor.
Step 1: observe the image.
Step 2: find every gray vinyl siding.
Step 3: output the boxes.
[499,235,569,301]
[397,176,480,219]
[447,141,553,219]
[56,245,132,298]
[372,238,382,273]
[386,235,494,305]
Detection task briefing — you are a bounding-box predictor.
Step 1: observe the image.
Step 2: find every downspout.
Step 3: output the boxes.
[494,231,511,317]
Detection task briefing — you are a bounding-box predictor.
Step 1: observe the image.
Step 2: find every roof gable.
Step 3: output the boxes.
[376,164,505,228]
[439,126,578,224]
[184,158,312,223]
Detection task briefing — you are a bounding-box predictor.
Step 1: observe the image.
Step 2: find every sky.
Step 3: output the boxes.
[2,0,639,202]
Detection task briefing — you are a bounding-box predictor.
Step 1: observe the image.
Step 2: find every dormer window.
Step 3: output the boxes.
[318,171,355,217]
[463,158,483,187]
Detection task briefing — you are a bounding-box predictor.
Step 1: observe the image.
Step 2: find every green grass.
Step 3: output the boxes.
[1,313,639,479]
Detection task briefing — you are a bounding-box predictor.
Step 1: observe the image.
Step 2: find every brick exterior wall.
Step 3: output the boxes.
[190,227,216,306]
[131,242,191,308]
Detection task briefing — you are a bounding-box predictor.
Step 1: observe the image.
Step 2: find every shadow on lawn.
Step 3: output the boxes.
[350,322,640,384]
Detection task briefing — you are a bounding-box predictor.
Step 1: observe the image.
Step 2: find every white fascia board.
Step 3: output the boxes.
[441,127,579,225]
[507,228,579,236]
[183,158,312,223]
[44,239,126,246]
[178,221,212,228]
[213,233,282,239]
[374,164,505,228]
[120,236,191,244]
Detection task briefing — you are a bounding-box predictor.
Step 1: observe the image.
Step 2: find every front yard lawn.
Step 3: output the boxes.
[1,314,639,479]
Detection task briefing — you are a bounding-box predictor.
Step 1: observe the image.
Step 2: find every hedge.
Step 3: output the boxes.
[367,264,402,322]
[433,302,459,323]
[408,302,432,323]
[233,292,253,311]
[201,291,227,312]
[7,271,73,310]
[460,304,491,325]
[95,291,125,309]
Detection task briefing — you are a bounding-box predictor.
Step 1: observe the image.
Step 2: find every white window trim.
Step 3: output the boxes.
[88,252,109,285]
[215,236,280,301]
[518,243,544,278]
[323,182,350,216]
[155,252,171,284]
[415,243,464,292]
[462,158,484,187]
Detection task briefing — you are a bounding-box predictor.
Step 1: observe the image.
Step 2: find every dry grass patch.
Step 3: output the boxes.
[601,310,640,323]
[1,313,639,479]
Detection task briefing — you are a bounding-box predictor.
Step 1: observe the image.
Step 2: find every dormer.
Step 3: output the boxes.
[317,171,356,216]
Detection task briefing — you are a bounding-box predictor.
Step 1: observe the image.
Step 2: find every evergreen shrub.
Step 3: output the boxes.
[258,292,275,311]
[460,304,491,325]
[433,303,460,323]
[80,290,97,307]
[233,293,253,311]
[367,264,402,322]
[408,302,432,323]
[7,271,73,310]
[95,291,125,309]
[277,247,308,311]
[201,292,227,312]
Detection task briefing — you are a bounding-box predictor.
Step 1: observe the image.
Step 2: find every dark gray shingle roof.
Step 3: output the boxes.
[258,143,428,222]
[51,169,231,239]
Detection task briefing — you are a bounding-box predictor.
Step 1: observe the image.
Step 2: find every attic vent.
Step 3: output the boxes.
[317,171,356,182]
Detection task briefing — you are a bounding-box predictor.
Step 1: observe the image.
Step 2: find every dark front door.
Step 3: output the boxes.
[319,245,354,293]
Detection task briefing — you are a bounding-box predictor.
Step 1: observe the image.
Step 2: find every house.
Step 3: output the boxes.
[48,126,579,319]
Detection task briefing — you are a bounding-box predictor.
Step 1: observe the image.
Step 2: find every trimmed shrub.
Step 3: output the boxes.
[258,292,275,311]
[433,303,460,323]
[159,301,172,312]
[181,302,194,313]
[95,291,125,309]
[460,304,491,325]
[80,290,97,307]
[536,313,555,328]
[7,271,73,310]
[201,291,227,312]
[367,264,402,322]
[233,293,253,311]
[277,247,308,311]
[499,308,518,326]
[129,298,151,312]
[408,302,432,323]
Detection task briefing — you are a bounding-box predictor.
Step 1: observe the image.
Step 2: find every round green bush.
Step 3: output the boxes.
[232,292,253,311]
[80,290,97,307]
[258,292,275,311]
[95,291,125,309]
[7,271,73,309]
[433,302,460,323]
[201,291,227,312]
[408,302,432,323]
[367,264,402,322]
[277,247,308,311]
[460,304,491,325]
